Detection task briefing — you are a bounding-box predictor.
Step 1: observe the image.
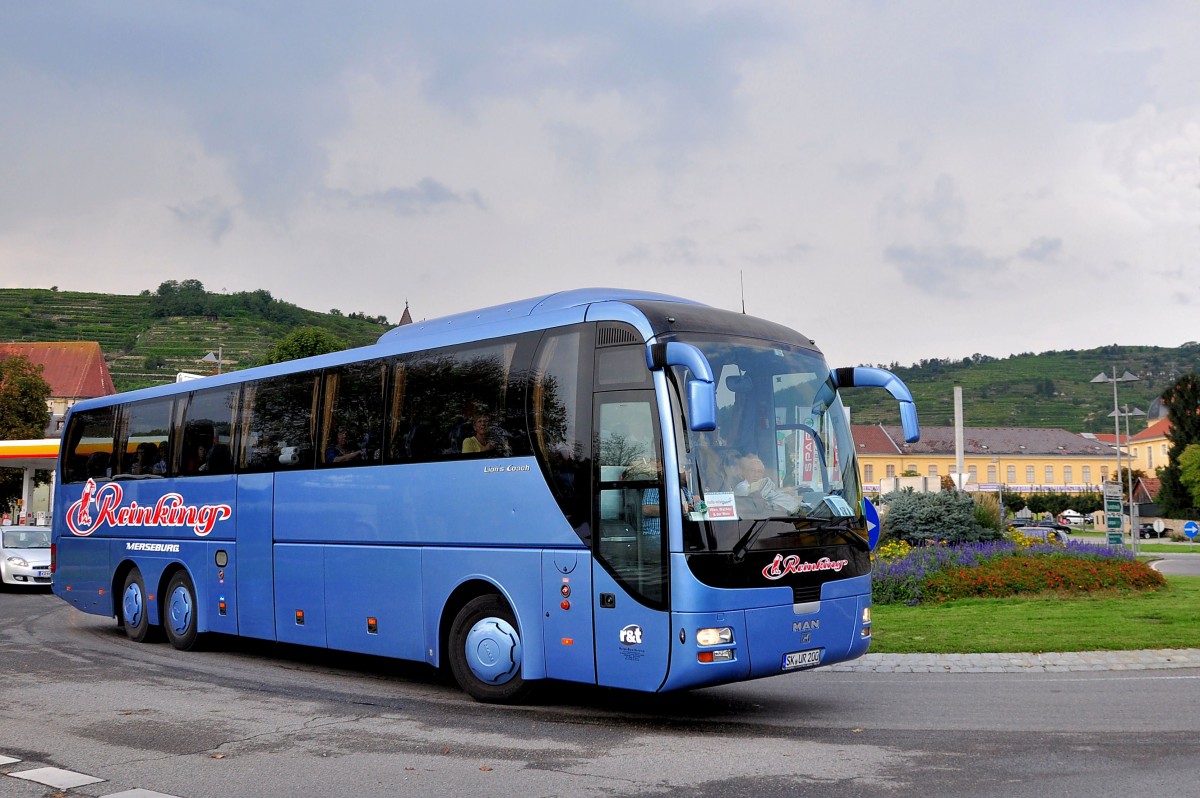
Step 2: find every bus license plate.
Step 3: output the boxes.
[783,649,822,670]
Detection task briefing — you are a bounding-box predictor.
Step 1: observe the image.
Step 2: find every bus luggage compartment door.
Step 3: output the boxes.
[541,549,596,683]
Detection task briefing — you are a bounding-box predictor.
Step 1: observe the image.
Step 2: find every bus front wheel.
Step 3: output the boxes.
[448,595,534,703]
[163,570,200,651]
[121,569,152,643]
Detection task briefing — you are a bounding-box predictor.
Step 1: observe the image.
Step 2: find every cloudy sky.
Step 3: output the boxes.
[2,2,1198,367]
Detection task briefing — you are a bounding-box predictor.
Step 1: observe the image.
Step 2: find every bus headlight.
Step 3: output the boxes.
[696,627,733,646]
[862,607,871,624]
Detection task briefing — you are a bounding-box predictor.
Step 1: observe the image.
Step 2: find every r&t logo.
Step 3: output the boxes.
[619,624,643,646]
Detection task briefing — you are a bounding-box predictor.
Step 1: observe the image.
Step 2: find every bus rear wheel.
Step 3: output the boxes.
[448,595,534,703]
[121,568,152,643]
[163,571,200,651]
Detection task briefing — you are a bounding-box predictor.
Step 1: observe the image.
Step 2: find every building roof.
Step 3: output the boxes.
[851,425,902,455]
[1134,476,1161,503]
[1131,417,1171,442]
[852,424,1110,457]
[0,341,115,399]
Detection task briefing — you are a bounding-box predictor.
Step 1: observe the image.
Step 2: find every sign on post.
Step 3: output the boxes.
[1184,520,1199,540]
[1103,482,1124,543]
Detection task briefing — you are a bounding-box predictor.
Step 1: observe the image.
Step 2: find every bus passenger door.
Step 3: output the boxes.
[591,392,671,691]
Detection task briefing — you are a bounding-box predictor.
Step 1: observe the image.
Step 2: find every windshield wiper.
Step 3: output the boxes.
[731,517,798,562]
[731,517,867,561]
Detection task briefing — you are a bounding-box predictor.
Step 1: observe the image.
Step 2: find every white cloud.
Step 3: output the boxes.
[1,2,1198,366]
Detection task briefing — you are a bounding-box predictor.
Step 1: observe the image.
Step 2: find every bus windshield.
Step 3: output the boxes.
[670,335,864,554]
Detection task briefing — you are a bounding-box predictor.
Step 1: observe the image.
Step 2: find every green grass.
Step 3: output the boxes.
[1137,543,1200,554]
[871,575,1200,653]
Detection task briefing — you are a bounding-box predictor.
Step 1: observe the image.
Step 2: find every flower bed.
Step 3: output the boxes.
[872,537,1165,605]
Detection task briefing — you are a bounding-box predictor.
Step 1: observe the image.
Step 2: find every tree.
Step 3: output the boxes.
[1158,374,1200,515]
[0,354,51,439]
[0,354,52,511]
[1178,443,1200,509]
[261,327,348,364]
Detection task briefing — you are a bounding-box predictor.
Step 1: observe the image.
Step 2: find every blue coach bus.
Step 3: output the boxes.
[52,289,919,702]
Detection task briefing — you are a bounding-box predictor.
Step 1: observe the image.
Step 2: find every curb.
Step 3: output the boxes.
[818,648,1200,673]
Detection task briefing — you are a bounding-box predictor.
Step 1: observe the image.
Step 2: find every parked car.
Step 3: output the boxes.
[1138,523,1172,539]
[1030,521,1072,534]
[0,525,52,588]
[1018,525,1068,544]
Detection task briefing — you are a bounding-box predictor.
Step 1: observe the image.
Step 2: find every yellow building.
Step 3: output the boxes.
[1128,418,1171,475]
[853,425,1118,495]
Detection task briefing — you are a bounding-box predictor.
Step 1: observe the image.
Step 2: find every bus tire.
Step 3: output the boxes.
[448,595,534,704]
[121,568,152,643]
[163,570,200,651]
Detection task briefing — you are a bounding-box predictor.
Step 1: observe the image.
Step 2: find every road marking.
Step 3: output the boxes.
[1,754,184,798]
[10,766,105,789]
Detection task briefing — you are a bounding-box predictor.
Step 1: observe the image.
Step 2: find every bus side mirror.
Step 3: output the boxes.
[648,342,717,432]
[832,366,921,443]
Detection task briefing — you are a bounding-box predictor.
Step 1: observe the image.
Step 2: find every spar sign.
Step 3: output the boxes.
[65,479,231,537]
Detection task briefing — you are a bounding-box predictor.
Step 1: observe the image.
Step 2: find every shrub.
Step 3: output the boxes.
[974,492,1002,532]
[871,538,1155,605]
[922,555,1166,601]
[879,489,1003,545]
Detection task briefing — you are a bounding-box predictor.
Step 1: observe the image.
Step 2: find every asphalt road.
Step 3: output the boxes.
[2,588,1199,798]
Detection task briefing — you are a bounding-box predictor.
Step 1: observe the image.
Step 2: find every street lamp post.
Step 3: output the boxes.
[1091,369,1139,548]
[202,346,223,375]
[991,457,1004,527]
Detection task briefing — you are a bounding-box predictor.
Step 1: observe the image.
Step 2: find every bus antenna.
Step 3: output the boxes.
[740,271,746,314]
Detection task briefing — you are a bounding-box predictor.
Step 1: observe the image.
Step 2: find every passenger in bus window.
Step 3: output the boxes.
[153,443,168,475]
[326,427,365,464]
[131,442,158,475]
[87,452,110,479]
[186,444,209,474]
[462,415,497,454]
[448,399,481,453]
[636,461,692,538]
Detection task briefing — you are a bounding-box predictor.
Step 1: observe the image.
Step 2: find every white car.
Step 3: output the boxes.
[1,525,53,588]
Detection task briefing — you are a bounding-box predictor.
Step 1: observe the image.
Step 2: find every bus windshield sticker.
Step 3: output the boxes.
[65,479,232,537]
[695,492,737,521]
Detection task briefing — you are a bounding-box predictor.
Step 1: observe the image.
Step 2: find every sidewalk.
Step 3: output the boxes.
[820,648,1200,673]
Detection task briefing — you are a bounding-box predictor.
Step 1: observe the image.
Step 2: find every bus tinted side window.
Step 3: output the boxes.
[181,386,239,475]
[240,372,318,472]
[116,398,175,478]
[389,336,533,463]
[531,326,593,539]
[63,407,116,483]
[319,360,385,468]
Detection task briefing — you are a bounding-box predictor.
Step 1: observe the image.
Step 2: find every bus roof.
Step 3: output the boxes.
[63,289,706,411]
[376,288,702,345]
